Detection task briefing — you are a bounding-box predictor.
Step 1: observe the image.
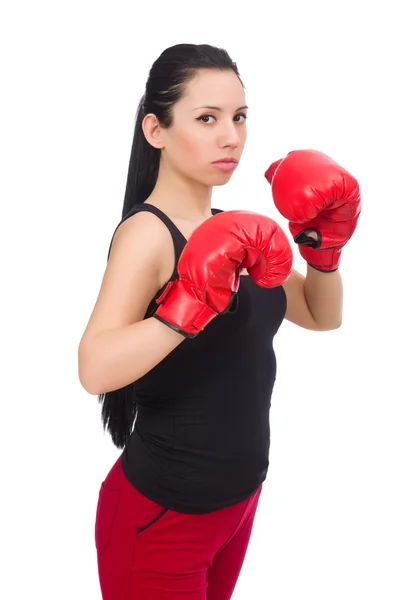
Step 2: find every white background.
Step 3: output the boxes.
[2,0,396,598]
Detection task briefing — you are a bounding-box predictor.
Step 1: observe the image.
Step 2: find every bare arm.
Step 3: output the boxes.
[304,265,343,329]
[282,266,343,331]
[79,318,184,394]
[78,211,184,395]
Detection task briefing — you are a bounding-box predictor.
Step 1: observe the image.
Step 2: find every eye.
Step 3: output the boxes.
[196,114,216,123]
[234,113,248,123]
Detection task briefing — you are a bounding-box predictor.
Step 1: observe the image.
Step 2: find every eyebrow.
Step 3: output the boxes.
[193,105,248,111]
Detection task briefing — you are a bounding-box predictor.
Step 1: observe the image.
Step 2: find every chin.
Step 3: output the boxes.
[189,169,235,188]
[205,171,235,187]
[213,174,234,186]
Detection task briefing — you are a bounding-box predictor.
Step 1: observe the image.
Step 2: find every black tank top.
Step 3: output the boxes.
[109,203,287,513]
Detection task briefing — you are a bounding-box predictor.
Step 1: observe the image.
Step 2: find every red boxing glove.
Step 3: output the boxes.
[264,149,361,271]
[154,210,293,338]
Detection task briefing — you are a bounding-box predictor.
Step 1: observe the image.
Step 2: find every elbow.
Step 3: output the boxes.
[78,365,101,396]
[78,357,135,396]
[329,314,343,330]
[78,357,108,395]
[316,318,342,331]
[78,341,103,396]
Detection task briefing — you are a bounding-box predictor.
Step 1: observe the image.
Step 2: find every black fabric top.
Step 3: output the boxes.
[108,203,287,513]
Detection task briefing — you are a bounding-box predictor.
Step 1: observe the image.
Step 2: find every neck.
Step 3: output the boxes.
[146,162,213,220]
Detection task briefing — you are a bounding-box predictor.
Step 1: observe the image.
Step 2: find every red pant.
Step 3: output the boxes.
[95,454,262,599]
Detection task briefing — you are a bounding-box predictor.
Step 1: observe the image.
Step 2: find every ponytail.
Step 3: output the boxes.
[121,95,160,218]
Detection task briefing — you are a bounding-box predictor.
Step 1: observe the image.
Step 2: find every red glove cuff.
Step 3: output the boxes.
[154,280,220,338]
[298,245,341,272]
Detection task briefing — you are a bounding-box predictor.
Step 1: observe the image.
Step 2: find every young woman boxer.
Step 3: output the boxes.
[78,43,361,600]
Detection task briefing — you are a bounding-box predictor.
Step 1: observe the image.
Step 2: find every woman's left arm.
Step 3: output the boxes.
[264,149,361,331]
[282,267,343,331]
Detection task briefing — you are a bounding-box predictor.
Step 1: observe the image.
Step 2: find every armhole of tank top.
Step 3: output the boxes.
[140,203,187,278]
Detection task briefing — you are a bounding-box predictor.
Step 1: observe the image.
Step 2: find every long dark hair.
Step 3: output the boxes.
[98,43,243,448]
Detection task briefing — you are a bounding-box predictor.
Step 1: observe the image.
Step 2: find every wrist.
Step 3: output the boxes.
[299,245,342,272]
[154,280,218,338]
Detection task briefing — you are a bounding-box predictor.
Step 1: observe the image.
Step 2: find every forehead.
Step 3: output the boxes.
[180,69,246,108]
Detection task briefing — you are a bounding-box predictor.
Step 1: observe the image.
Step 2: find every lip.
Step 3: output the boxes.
[211,158,238,164]
[211,158,238,172]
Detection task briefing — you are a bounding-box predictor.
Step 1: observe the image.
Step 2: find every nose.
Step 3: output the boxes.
[218,121,241,149]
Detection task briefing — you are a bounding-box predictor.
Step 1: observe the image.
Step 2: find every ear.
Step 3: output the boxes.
[142,113,165,149]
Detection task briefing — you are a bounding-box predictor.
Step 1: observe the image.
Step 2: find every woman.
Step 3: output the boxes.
[78,43,360,599]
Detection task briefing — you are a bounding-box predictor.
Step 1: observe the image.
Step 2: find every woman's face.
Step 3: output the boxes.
[160,69,248,186]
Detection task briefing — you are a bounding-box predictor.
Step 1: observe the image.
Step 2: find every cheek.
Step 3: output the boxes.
[172,126,209,161]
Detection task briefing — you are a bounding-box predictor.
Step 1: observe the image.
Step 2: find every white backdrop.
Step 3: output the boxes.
[2,0,396,598]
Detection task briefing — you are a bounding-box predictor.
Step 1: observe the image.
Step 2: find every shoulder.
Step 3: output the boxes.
[109,207,177,290]
[109,208,173,259]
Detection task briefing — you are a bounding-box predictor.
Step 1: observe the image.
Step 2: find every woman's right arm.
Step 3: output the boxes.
[78,211,185,395]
